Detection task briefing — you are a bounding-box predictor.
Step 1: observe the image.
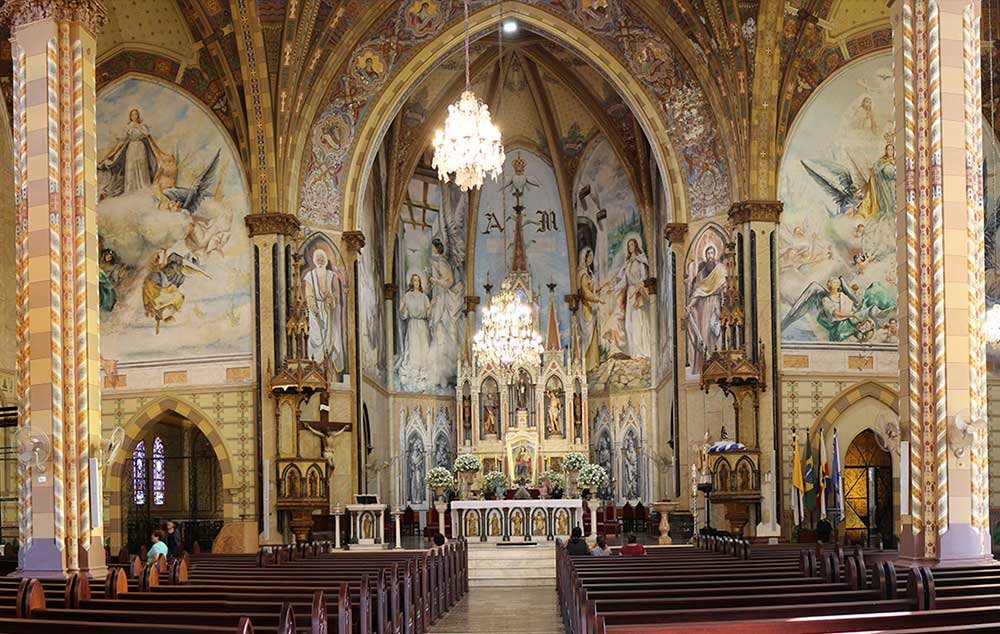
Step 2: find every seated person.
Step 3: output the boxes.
[619,533,646,556]
[591,535,612,556]
[566,526,590,555]
[147,530,168,563]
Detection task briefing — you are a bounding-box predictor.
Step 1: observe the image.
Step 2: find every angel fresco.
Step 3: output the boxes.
[781,276,895,343]
[142,250,210,334]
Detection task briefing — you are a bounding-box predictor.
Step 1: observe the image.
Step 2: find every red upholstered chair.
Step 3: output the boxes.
[601,504,620,537]
[621,502,635,532]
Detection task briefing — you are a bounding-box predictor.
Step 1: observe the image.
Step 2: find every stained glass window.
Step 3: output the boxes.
[152,436,165,506]
[132,441,146,506]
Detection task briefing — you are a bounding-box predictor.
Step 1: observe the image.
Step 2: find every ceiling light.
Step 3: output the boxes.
[503,20,518,34]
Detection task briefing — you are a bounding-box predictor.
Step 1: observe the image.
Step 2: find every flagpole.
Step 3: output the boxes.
[819,429,827,519]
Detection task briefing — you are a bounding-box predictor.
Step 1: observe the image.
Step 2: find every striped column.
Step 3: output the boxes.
[2,0,107,578]
[892,0,991,564]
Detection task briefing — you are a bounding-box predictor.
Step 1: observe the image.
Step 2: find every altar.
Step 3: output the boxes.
[347,498,387,546]
[450,499,583,542]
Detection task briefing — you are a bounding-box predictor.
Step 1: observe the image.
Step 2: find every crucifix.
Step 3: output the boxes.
[300,392,351,471]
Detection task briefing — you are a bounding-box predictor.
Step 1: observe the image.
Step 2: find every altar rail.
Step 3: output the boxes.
[450,499,584,542]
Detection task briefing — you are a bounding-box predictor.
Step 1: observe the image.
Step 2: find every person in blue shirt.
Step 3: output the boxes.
[147,530,168,563]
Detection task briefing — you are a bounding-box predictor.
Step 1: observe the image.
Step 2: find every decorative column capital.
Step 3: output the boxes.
[663,223,688,244]
[0,0,108,32]
[342,230,366,254]
[727,200,783,225]
[245,212,301,237]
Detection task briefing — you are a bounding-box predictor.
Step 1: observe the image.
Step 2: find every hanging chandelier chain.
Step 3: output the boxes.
[463,0,471,89]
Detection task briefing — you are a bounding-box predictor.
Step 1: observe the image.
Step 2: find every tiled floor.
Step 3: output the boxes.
[429,586,565,634]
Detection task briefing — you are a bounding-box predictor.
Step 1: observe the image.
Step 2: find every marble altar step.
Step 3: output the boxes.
[467,543,556,588]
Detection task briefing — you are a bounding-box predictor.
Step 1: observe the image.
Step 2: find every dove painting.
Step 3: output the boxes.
[95,78,251,378]
[778,53,898,347]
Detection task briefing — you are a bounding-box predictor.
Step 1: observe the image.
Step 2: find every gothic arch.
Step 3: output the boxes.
[809,380,899,439]
[105,395,239,545]
[291,2,737,232]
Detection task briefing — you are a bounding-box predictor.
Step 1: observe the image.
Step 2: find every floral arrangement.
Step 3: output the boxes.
[426,467,455,490]
[578,463,609,490]
[538,470,566,492]
[482,470,508,496]
[453,453,482,473]
[562,452,588,472]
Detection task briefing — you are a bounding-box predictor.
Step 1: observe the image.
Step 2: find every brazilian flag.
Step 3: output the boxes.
[803,438,817,512]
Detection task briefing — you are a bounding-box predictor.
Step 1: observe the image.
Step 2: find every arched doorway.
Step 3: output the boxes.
[843,429,892,547]
[123,411,224,552]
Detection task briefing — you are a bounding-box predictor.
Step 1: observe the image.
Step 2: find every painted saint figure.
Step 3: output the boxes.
[610,238,652,359]
[577,247,606,370]
[397,273,433,384]
[99,108,163,199]
[407,436,426,504]
[483,391,497,435]
[686,243,727,370]
[623,433,640,500]
[303,248,346,378]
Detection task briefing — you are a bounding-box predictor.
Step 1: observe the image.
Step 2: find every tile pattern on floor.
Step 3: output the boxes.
[429,587,565,634]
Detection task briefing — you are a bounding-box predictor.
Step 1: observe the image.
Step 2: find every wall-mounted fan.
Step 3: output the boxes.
[15,427,51,474]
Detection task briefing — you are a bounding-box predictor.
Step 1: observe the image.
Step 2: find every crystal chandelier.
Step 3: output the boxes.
[432,0,504,191]
[986,304,1000,344]
[473,280,542,371]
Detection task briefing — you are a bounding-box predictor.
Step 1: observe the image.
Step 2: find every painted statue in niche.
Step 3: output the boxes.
[544,376,564,437]
[395,176,466,393]
[300,235,349,382]
[95,78,251,366]
[434,432,451,469]
[406,434,426,504]
[359,160,387,385]
[778,53,898,346]
[574,136,651,390]
[685,224,728,373]
[596,427,614,499]
[622,429,640,500]
[474,150,572,348]
[481,377,499,437]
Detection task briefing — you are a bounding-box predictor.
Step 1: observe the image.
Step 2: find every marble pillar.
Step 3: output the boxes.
[2,0,108,578]
[892,0,992,563]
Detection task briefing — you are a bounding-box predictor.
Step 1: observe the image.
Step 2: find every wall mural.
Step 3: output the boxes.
[984,124,1000,375]
[394,176,467,394]
[96,78,251,365]
[298,0,729,228]
[574,137,651,390]
[359,161,387,385]
[474,149,571,348]
[299,234,350,383]
[778,53,898,348]
[685,223,729,374]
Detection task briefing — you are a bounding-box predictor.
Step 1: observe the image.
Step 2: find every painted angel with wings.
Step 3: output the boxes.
[427,189,467,383]
[800,159,868,217]
[782,275,896,343]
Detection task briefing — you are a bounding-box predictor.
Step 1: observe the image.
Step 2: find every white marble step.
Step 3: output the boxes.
[469,567,554,579]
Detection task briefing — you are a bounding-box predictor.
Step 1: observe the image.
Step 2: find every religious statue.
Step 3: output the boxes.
[572,392,582,427]
[302,423,349,469]
[556,512,568,536]
[462,394,472,430]
[516,374,528,410]
[362,514,373,540]
[489,513,500,536]
[546,390,562,435]
[532,512,546,536]
[483,392,497,435]
[408,437,426,504]
[512,510,524,536]
[467,512,479,537]
[623,434,640,500]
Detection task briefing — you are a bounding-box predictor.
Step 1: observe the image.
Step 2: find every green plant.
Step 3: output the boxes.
[482,470,508,496]
[453,453,482,473]
[562,452,588,472]
[578,463,609,490]
[427,467,455,489]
